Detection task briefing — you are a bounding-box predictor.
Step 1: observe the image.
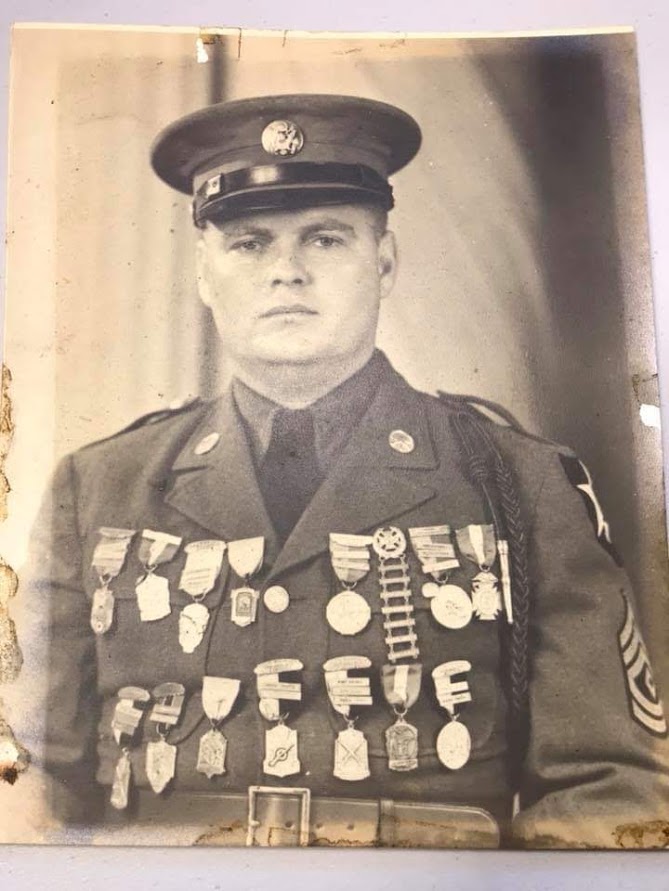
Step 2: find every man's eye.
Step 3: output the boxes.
[312,235,342,248]
[232,239,263,252]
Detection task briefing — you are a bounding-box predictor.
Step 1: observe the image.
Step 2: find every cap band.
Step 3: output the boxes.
[193,162,394,225]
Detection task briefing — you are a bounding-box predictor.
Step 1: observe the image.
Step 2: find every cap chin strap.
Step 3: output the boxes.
[193,162,393,226]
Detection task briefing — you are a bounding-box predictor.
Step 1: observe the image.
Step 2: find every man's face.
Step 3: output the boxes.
[196,204,397,368]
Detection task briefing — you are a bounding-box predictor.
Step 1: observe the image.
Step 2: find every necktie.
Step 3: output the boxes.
[259,408,324,544]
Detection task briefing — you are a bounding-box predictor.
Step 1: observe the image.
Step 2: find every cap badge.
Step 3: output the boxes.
[204,174,222,198]
[194,432,220,456]
[389,429,415,454]
[261,120,305,157]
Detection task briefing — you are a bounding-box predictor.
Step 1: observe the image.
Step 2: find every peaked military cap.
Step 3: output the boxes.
[150,94,422,226]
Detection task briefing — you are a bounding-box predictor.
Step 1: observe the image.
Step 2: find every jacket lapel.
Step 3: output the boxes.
[160,363,446,579]
[268,367,439,580]
[162,391,279,560]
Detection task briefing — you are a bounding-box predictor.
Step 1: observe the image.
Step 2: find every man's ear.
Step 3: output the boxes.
[195,234,212,308]
[378,229,397,299]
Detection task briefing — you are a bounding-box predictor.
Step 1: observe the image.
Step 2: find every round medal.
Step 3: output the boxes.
[263,585,290,614]
[436,720,471,770]
[430,584,473,630]
[326,590,372,636]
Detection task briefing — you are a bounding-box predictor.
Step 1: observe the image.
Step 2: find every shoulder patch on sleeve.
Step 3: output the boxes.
[618,594,668,737]
[559,453,623,566]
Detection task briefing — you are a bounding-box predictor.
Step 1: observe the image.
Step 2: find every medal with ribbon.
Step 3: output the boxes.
[135,530,182,622]
[178,540,227,653]
[381,663,422,771]
[372,526,420,662]
[228,537,264,627]
[90,527,136,635]
[323,656,373,781]
[432,660,472,770]
[326,533,374,636]
[145,682,186,794]
[196,675,240,778]
[409,524,473,630]
[254,659,303,777]
[455,524,503,621]
[109,685,150,810]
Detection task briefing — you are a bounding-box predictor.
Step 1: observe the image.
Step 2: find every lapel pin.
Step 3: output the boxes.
[194,432,220,456]
[389,429,415,454]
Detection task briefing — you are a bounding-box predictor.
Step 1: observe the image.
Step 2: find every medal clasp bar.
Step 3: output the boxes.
[246,785,311,847]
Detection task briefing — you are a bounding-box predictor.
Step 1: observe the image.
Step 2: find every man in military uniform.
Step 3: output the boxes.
[30,94,669,848]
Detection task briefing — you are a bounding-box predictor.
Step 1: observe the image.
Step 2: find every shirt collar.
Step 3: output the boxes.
[232,350,389,467]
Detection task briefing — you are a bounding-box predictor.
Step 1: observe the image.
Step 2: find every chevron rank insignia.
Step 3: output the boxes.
[618,595,667,736]
[559,455,622,566]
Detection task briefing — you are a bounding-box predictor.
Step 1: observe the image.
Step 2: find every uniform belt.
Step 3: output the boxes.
[130,786,500,848]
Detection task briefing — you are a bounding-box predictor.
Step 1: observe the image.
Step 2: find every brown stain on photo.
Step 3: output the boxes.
[614,820,669,848]
[0,366,28,782]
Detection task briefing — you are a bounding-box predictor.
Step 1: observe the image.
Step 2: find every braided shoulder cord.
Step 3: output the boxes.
[449,407,531,789]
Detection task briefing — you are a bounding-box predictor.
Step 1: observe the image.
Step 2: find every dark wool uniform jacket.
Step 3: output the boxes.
[26,356,669,848]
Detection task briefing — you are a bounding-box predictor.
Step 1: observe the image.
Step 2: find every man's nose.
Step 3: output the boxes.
[269,248,310,286]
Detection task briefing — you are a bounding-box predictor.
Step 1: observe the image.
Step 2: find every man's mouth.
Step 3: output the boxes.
[260,304,318,319]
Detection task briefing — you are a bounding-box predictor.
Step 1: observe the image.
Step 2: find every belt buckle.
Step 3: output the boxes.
[246,785,311,847]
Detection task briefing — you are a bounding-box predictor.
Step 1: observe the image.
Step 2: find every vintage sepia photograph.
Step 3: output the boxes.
[0,24,668,850]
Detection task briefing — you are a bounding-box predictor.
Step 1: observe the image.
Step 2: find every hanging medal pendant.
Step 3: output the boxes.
[255,661,303,777]
[136,572,171,622]
[228,538,264,627]
[90,527,136,635]
[334,725,370,781]
[146,738,177,794]
[231,587,260,627]
[178,539,226,650]
[146,682,186,793]
[179,602,210,653]
[436,719,471,770]
[455,525,502,622]
[380,663,421,771]
[135,529,182,621]
[328,534,373,636]
[197,676,240,778]
[264,722,300,777]
[385,716,419,771]
[91,585,115,635]
[110,686,150,810]
[326,589,371,636]
[471,570,502,621]
[432,662,472,771]
[110,749,132,810]
[323,657,373,781]
[422,582,473,630]
[197,728,228,778]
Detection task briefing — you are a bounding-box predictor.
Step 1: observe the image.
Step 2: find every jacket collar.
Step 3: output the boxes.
[162,359,439,577]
